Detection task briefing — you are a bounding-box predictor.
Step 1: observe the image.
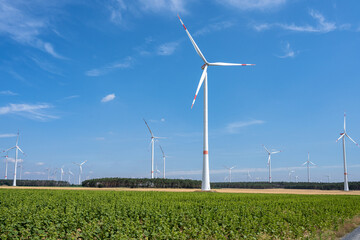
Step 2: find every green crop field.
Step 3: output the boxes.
[0,189,359,239]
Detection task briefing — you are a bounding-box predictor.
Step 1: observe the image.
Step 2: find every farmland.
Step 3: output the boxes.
[1,189,360,239]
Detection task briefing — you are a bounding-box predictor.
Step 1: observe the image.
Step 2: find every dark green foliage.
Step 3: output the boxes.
[82,178,201,188]
[0,179,70,187]
[0,189,360,239]
[211,181,360,190]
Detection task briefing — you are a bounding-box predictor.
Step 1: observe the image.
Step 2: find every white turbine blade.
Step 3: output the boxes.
[345,134,360,147]
[72,162,80,166]
[143,119,154,137]
[4,146,16,152]
[208,62,255,67]
[302,161,307,166]
[178,15,208,64]
[336,134,345,142]
[309,161,316,166]
[159,145,165,156]
[191,65,208,109]
[267,155,271,165]
[271,151,281,154]
[16,146,24,154]
[81,160,88,165]
[262,145,270,154]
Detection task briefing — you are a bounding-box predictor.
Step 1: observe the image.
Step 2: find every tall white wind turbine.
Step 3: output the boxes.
[2,153,9,179]
[224,166,235,183]
[288,170,295,182]
[143,119,164,179]
[263,145,281,183]
[73,160,87,185]
[336,113,359,191]
[159,145,168,179]
[178,16,255,191]
[68,170,74,184]
[5,131,25,186]
[302,152,316,183]
[60,166,65,181]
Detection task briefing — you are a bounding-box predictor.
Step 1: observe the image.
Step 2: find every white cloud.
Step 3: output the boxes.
[101,94,116,103]
[95,137,105,141]
[86,57,133,77]
[157,42,179,56]
[24,171,45,175]
[277,42,296,58]
[254,9,338,33]
[226,120,265,133]
[0,90,18,96]
[0,133,17,138]
[108,0,127,25]
[0,103,57,121]
[217,0,286,11]
[138,0,188,14]
[36,162,45,166]
[194,21,234,36]
[0,1,65,58]
[5,157,23,163]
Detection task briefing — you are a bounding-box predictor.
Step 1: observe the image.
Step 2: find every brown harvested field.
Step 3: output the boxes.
[1,186,360,195]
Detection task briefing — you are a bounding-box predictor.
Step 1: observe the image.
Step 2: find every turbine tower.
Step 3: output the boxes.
[5,131,25,186]
[337,113,359,191]
[60,166,65,181]
[288,170,295,182]
[178,16,254,191]
[302,152,316,183]
[263,145,281,183]
[68,170,74,184]
[143,119,163,179]
[159,145,168,179]
[224,166,235,183]
[73,160,87,185]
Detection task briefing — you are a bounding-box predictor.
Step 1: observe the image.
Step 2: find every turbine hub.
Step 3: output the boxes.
[201,64,206,70]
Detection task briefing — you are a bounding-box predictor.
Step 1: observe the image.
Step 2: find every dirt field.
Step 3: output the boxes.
[1,186,360,195]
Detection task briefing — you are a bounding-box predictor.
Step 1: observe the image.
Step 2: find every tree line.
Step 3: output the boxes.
[0,179,70,187]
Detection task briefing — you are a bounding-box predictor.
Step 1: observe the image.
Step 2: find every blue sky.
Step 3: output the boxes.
[1,0,360,184]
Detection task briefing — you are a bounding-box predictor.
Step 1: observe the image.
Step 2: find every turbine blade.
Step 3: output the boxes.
[81,160,87,165]
[302,161,307,166]
[16,146,24,154]
[143,119,154,137]
[4,146,16,152]
[346,134,360,147]
[178,15,208,64]
[191,65,207,109]
[309,161,316,166]
[262,145,270,154]
[267,155,271,165]
[271,151,281,154]
[336,134,345,142]
[208,62,255,66]
[159,145,165,156]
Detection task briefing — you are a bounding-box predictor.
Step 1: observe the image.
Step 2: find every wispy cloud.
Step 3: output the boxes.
[24,171,45,175]
[254,9,338,33]
[95,137,105,141]
[277,42,296,58]
[0,1,65,58]
[217,0,286,11]
[5,157,23,163]
[149,118,166,123]
[36,162,45,166]
[0,103,57,121]
[226,120,265,134]
[138,0,188,14]
[194,21,235,36]
[101,94,116,103]
[157,42,179,56]
[0,90,18,96]
[0,133,17,138]
[86,57,133,77]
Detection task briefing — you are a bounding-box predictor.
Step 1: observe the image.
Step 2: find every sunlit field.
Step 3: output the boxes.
[1,189,360,239]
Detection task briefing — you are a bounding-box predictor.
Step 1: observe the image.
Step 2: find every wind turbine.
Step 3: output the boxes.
[246,170,252,181]
[5,131,25,186]
[2,153,9,179]
[178,16,254,191]
[295,175,299,183]
[302,152,316,183]
[60,166,65,181]
[143,119,164,179]
[155,165,161,178]
[159,145,169,179]
[336,113,359,191]
[263,145,281,183]
[45,168,51,180]
[73,160,87,185]
[324,175,331,183]
[224,166,235,183]
[68,170,74,184]
[288,170,295,182]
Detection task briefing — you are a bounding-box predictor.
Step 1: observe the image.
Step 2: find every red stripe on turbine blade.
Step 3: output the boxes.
[194,95,197,100]
[182,24,187,30]
[203,150,208,154]
[344,173,348,175]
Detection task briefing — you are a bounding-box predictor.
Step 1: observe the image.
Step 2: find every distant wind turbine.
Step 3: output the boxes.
[263,145,281,183]
[45,168,51,180]
[302,152,316,183]
[60,166,65,181]
[336,113,360,191]
[143,119,164,179]
[73,160,87,185]
[244,170,252,181]
[224,166,236,183]
[68,170,74,184]
[159,145,168,179]
[5,131,25,186]
[288,170,295,182]
[178,16,254,191]
[2,153,9,179]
